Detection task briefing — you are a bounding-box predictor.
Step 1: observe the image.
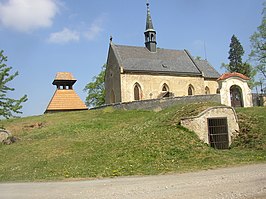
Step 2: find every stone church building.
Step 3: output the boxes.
[105,2,253,108]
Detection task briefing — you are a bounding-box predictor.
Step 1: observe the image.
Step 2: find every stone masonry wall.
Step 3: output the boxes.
[120,73,215,102]
[180,106,239,145]
[91,94,221,111]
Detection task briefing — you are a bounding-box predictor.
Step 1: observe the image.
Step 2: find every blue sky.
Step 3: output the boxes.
[0,0,264,117]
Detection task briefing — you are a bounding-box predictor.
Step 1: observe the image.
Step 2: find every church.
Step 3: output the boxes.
[105,2,253,107]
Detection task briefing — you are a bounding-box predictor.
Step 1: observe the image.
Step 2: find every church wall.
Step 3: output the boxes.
[204,79,219,94]
[105,45,122,104]
[120,73,205,102]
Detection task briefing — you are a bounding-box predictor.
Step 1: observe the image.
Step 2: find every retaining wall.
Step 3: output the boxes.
[91,94,221,111]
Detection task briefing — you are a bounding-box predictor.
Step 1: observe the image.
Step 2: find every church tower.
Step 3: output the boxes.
[144,1,157,52]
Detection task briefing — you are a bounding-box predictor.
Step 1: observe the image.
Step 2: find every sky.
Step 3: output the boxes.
[0,0,264,117]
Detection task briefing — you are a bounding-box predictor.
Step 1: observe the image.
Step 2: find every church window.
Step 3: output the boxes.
[188,84,194,96]
[134,83,142,101]
[162,83,169,92]
[205,86,210,95]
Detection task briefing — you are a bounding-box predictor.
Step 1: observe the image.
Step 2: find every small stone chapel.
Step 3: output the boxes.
[104,1,253,108]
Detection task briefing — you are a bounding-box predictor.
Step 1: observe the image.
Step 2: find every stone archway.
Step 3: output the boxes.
[218,72,253,107]
[230,85,243,107]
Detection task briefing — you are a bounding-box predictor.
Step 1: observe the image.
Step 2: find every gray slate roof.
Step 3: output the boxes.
[194,60,220,79]
[110,43,220,78]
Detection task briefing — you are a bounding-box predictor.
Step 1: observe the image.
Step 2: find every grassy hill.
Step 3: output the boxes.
[0,102,265,182]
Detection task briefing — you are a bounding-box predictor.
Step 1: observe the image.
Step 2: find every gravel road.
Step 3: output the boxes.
[1,163,266,199]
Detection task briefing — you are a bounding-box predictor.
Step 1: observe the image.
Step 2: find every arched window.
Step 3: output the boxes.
[188,84,194,96]
[162,83,169,92]
[151,34,154,41]
[216,88,220,94]
[134,83,142,101]
[205,86,210,95]
[146,35,149,42]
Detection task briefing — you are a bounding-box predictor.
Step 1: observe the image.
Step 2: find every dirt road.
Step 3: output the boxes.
[1,163,266,199]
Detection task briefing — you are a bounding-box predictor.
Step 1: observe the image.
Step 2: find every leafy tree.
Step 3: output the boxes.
[222,35,255,79]
[84,64,106,107]
[0,50,27,119]
[194,56,202,60]
[249,2,266,78]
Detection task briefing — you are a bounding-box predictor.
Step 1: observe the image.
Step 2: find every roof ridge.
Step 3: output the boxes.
[183,49,203,76]
[115,44,187,52]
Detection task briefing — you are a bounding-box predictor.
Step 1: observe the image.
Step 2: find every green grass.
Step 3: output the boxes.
[0,102,265,182]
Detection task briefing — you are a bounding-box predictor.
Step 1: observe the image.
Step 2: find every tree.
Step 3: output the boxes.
[222,35,255,79]
[228,35,244,73]
[249,2,266,78]
[84,64,106,107]
[0,50,27,119]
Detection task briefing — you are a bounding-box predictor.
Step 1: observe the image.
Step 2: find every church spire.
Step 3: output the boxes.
[144,0,157,52]
[146,1,154,31]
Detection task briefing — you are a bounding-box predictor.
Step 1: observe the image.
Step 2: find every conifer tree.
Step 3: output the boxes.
[228,35,244,73]
[222,35,254,79]
[0,50,27,119]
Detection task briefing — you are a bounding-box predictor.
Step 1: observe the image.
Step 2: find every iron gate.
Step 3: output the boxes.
[207,118,229,149]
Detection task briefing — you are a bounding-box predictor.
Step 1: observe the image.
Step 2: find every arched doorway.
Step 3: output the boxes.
[230,85,243,107]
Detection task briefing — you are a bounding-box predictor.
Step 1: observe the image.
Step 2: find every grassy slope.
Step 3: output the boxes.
[0,102,265,182]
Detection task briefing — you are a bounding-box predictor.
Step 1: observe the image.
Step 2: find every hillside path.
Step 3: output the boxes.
[1,163,266,199]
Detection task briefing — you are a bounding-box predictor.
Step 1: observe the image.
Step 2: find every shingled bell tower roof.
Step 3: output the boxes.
[45,72,87,113]
[52,72,77,87]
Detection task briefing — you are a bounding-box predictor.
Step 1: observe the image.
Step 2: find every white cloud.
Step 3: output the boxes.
[47,28,80,44]
[84,16,105,41]
[46,14,106,44]
[0,0,59,32]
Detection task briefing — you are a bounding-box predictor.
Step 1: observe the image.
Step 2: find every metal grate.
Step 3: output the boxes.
[208,118,229,149]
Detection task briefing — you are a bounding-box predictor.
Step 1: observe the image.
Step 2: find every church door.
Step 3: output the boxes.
[230,85,243,107]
